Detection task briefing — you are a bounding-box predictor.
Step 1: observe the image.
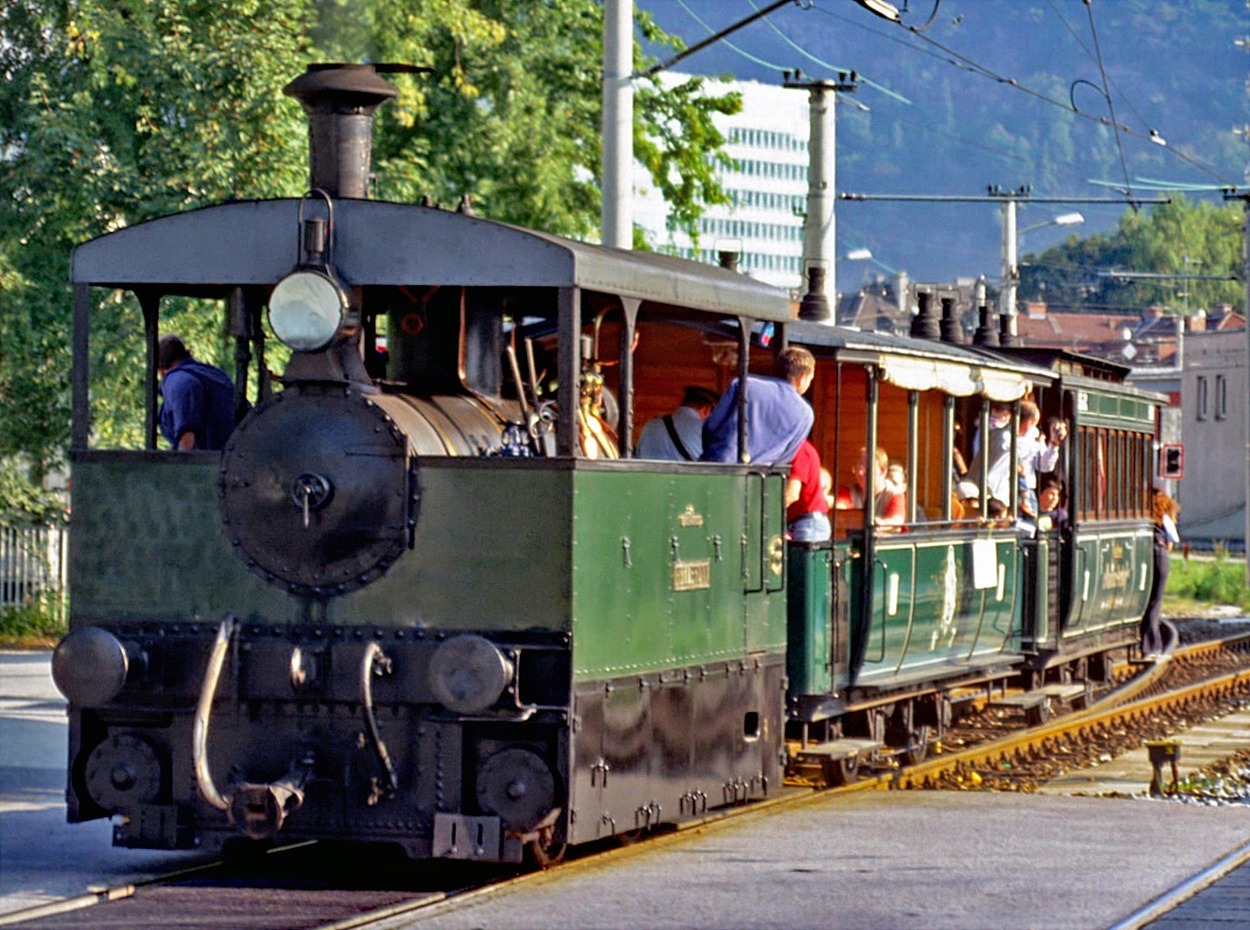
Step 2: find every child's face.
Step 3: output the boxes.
[1039,487,1060,511]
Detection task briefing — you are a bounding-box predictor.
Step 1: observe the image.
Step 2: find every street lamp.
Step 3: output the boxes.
[1019,212,1085,236]
[1002,208,1086,344]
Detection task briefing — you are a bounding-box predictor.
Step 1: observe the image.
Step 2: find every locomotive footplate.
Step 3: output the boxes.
[854,656,1023,694]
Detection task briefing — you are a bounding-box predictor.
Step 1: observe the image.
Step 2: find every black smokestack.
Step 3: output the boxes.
[284,64,399,199]
[939,295,962,344]
[910,289,941,340]
[973,299,1000,347]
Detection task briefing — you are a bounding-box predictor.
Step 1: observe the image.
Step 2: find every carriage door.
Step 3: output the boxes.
[744,471,785,652]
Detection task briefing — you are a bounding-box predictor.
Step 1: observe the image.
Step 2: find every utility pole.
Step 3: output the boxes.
[1225,188,1250,584]
[992,186,1030,346]
[786,70,858,321]
[601,0,633,249]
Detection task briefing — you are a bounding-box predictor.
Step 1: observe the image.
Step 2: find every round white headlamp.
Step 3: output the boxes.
[268,268,352,352]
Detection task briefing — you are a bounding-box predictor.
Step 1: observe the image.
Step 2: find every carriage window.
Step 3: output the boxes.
[1109,431,1123,518]
[1215,375,1227,421]
[1079,426,1109,521]
[1196,376,1208,421]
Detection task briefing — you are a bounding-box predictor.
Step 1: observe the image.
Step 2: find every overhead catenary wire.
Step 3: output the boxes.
[809,0,1236,187]
[1082,0,1134,202]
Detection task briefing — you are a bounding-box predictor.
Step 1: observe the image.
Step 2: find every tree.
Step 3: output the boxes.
[1,0,310,476]
[1019,196,1243,314]
[1,0,739,487]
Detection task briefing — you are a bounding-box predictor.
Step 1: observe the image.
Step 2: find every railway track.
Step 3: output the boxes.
[8,631,1250,930]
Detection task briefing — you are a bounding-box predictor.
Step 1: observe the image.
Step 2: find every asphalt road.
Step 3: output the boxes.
[0,650,204,919]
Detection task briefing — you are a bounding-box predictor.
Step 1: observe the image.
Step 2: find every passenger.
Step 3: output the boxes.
[1142,478,1180,659]
[984,497,1012,528]
[700,346,815,465]
[951,421,970,480]
[820,467,834,511]
[785,438,831,542]
[952,479,980,522]
[1016,401,1064,518]
[1039,415,1069,490]
[886,463,907,497]
[1036,479,1070,533]
[636,386,719,461]
[158,334,238,451]
[845,446,905,525]
[971,401,1014,507]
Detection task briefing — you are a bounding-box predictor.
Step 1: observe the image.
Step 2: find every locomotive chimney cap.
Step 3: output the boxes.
[283,63,409,109]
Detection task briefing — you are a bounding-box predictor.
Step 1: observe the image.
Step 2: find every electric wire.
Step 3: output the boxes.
[744,0,912,103]
[1042,0,1154,135]
[809,0,1236,187]
[1082,1,1134,202]
[678,0,1029,169]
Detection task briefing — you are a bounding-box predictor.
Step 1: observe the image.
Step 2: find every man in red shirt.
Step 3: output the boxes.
[785,438,831,542]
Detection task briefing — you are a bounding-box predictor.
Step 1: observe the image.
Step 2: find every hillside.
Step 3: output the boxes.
[638,0,1247,290]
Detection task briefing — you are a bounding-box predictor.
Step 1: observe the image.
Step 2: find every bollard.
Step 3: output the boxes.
[1145,739,1182,797]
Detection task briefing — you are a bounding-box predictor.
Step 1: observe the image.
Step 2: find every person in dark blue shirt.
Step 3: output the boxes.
[158,334,238,451]
[700,346,815,465]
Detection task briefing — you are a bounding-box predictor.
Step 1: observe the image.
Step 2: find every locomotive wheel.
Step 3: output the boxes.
[822,755,859,787]
[525,837,568,870]
[902,725,933,766]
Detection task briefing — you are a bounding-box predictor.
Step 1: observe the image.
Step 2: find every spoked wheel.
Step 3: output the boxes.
[525,837,568,870]
[902,724,933,766]
[823,754,859,787]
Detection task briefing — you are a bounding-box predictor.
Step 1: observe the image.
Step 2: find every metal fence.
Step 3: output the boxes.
[0,521,68,622]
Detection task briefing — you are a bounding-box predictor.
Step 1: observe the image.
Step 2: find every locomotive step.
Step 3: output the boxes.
[794,737,883,762]
[1038,682,1090,704]
[857,656,1023,692]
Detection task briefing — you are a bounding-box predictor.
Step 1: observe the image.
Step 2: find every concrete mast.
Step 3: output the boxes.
[601,0,633,249]
[787,71,858,322]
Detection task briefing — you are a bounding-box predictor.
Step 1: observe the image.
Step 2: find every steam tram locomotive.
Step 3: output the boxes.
[51,64,1162,865]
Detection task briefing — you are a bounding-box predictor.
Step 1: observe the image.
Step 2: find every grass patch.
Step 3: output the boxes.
[0,597,66,648]
[1165,547,1250,614]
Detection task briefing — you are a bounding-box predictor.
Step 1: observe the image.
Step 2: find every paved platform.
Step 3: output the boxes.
[370,790,1250,930]
[6,649,1250,929]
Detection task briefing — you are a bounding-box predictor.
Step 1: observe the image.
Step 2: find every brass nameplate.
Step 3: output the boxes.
[678,504,704,528]
[672,559,711,591]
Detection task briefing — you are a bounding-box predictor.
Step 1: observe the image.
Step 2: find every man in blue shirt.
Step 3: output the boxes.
[158,334,238,451]
[700,346,815,465]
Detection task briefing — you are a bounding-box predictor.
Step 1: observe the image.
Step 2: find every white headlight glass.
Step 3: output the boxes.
[268,270,347,351]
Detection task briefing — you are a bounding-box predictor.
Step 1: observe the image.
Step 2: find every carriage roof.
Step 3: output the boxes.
[70,198,793,323]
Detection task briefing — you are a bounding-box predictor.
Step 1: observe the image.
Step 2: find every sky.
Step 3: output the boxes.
[630,0,1246,286]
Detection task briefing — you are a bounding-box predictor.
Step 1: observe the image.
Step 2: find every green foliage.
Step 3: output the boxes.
[1020,196,1244,315]
[1166,551,1250,612]
[0,0,310,469]
[0,461,66,526]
